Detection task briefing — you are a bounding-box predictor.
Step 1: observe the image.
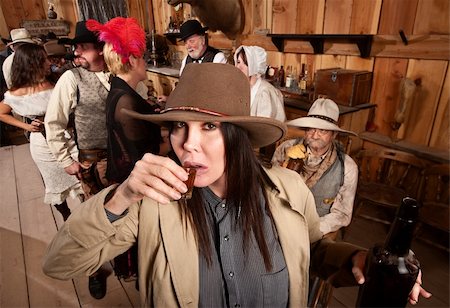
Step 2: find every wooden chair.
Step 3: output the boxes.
[353,148,428,225]
[416,163,449,252]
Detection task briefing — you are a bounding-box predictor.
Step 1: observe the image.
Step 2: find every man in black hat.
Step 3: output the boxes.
[178,19,226,74]
[156,19,227,105]
[44,20,147,300]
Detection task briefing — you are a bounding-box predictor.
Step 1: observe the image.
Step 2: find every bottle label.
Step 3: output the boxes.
[299,79,307,90]
[286,76,293,88]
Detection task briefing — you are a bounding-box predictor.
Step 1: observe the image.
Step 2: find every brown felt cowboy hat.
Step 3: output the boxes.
[44,40,67,56]
[122,63,287,148]
[287,98,357,136]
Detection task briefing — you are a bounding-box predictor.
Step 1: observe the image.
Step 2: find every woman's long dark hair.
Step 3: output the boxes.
[10,43,51,91]
[178,122,276,271]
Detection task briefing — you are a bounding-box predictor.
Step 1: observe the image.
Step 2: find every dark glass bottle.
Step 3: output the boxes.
[356,197,421,307]
[279,65,285,87]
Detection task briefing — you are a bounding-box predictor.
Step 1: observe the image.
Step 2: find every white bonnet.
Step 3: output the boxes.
[234,45,267,77]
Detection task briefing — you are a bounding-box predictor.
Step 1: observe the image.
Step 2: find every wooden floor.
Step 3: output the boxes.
[0,143,448,308]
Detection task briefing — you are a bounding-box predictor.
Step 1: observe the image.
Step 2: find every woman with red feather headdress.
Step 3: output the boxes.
[86,17,162,282]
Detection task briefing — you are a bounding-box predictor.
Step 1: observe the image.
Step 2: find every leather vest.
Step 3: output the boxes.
[72,68,109,150]
[186,46,220,64]
[309,150,345,217]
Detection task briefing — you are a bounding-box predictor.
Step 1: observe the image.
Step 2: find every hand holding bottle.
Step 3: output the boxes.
[408,270,432,305]
[351,250,431,305]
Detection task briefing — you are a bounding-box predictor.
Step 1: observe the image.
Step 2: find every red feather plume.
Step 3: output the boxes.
[86,17,145,64]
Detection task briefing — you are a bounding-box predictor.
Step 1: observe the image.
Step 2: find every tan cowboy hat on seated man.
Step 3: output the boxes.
[287,98,357,136]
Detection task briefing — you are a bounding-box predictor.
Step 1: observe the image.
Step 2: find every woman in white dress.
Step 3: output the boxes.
[234,45,286,122]
[0,43,83,220]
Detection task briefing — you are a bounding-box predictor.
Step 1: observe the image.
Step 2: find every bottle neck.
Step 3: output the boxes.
[384,198,419,255]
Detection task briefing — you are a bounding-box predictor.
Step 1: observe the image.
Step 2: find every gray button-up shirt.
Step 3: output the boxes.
[199,187,289,307]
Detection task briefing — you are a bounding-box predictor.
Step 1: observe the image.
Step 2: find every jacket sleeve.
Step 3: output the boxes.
[44,70,78,168]
[42,186,138,279]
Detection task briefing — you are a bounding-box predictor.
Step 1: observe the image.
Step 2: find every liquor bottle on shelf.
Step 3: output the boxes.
[356,197,421,308]
[291,66,298,89]
[285,65,293,88]
[278,65,285,87]
[299,69,309,94]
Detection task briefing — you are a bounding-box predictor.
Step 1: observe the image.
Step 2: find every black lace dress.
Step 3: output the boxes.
[106,76,161,283]
[106,76,161,184]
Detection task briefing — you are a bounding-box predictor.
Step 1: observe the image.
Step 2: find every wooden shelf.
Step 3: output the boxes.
[267,34,373,58]
[360,132,449,164]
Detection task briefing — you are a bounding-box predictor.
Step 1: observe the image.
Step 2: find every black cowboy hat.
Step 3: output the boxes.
[179,19,208,41]
[58,21,99,45]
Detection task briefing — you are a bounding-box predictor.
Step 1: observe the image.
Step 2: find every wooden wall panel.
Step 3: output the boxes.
[0,4,8,38]
[241,0,269,35]
[56,0,79,35]
[429,67,450,150]
[378,0,418,34]
[128,0,148,31]
[316,54,346,70]
[370,58,409,136]
[241,0,253,35]
[349,0,381,34]
[323,0,352,34]
[401,59,448,144]
[1,0,45,30]
[295,0,325,34]
[413,0,449,35]
[272,0,298,34]
[345,56,374,71]
[371,35,450,60]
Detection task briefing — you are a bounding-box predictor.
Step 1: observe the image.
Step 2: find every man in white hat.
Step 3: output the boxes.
[272,98,358,237]
[2,28,36,88]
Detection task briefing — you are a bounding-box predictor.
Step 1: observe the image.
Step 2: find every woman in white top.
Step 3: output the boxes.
[234,45,286,122]
[0,43,83,220]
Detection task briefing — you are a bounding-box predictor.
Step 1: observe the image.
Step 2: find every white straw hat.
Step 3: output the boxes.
[7,28,36,47]
[287,98,357,136]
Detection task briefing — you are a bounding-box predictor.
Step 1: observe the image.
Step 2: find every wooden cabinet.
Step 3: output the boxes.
[146,71,179,97]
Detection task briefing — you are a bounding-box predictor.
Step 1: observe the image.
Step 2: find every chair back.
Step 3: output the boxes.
[354,148,427,199]
[418,163,449,233]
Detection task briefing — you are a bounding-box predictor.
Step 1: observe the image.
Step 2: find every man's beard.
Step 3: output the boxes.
[305,137,329,152]
[188,46,204,60]
[76,57,90,69]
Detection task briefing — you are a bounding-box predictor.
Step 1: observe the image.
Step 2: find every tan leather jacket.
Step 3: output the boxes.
[43,166,360,307]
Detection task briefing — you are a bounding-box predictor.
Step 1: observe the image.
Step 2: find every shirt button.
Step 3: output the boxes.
[221,203,226,208]
[224,235,229,241]
[229,271,234,277]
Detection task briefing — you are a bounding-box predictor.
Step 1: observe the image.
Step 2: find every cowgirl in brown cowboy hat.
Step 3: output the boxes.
[43,63,430,307]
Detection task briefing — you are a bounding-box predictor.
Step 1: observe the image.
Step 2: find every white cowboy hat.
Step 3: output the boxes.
[287,98,357,136]
[6,28,36,47]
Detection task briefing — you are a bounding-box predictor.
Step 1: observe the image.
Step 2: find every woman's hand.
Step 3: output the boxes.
[351,250,432,305]
[351,250,367,284]
[105,153,189,215]
[26,118,44,132]
[408,270,432,305]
